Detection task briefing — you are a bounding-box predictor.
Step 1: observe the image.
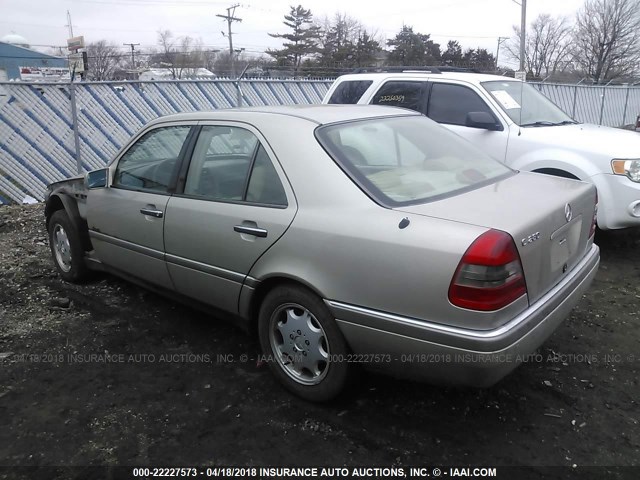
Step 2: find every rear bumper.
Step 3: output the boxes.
[327,243,600,387]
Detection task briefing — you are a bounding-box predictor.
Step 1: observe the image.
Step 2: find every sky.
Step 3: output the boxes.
[2,0,587,66]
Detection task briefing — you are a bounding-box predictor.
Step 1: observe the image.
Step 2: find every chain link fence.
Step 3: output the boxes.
[531,82,640,128]
[0,79,333,204]
[1,79,639,205]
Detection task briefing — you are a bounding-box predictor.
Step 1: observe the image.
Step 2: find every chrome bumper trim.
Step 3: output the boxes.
[326,243,599,352]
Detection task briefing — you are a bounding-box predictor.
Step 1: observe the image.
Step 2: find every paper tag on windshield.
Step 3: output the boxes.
[492,90,521,109]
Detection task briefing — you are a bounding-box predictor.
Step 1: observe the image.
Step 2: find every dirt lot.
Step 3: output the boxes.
[0,204,638,477]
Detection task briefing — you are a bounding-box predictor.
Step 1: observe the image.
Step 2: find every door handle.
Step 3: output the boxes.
[234,225,268,238]
[140,206,164,218]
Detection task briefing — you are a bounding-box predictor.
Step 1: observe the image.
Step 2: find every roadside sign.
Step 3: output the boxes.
[67,36,85,52]
[68,53,86,73]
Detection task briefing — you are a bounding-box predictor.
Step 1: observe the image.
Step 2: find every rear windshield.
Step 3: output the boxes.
[327,80,373,104]
[316,115,513,207]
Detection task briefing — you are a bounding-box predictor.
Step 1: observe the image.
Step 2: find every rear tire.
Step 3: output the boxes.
[258,284,353,402]
[48,210,89,283]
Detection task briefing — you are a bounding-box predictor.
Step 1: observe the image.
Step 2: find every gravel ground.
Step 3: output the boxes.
[0,204,638,478]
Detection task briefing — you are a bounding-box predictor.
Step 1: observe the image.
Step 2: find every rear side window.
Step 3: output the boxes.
[184,126,287,206]
[371,81,426,113]
[184,126,256,201]
[428,83,496,126]
[327,80,372,104]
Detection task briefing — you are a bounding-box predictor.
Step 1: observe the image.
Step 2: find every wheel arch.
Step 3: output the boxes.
[532,167,580,180]
[509,147,602,180]
[242,275,330,340]
[45,193,92,251]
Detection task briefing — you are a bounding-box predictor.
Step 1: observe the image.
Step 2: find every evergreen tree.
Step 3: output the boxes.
[354,31,382,67]
[267,5,322,74]
[386,26,441,66]
[442,40,463,65]
[462,48,496,70]
[315,13,382,75]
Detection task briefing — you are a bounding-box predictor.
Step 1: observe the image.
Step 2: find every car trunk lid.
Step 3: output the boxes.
[396,171,596,305]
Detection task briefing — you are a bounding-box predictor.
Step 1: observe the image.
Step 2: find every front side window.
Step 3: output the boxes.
[316,116,512,206]
[481,80,575,127]
[371,81,425,112]
[184,126,287,206]
[427,83,497,126]
[114,126,191,192]
[327,80,373,104]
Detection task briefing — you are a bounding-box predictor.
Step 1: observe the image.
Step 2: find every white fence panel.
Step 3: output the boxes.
[2,79,639,205]
[532,83,640,127]
[0,79,332,204]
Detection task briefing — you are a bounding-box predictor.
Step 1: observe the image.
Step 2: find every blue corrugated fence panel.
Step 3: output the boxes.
[0,80,637,204]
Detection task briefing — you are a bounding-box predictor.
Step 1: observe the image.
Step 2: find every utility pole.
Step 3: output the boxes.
[66,10,74,38]
[495,36,509,68]
[511,0,527,79]
[519,0,527,73]
[123,42,140,78]
[216,4,242,76]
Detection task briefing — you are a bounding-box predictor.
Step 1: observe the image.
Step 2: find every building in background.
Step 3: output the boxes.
[0,34,68,81]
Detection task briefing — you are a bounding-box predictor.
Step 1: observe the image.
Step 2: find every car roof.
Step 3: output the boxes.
[146,104,420,127]
[334,71,515,84]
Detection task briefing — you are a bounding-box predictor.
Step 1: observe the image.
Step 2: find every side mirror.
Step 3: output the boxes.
[465,112,503,131]
[86,168,108,189]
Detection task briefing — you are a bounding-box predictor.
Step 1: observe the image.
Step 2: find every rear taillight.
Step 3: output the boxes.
[589,190,598,238]
[448,229,527,311]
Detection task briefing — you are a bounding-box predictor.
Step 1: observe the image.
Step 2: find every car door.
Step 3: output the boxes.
[426,82,510,162]
[163,123,297,314]
[86,123,194,289]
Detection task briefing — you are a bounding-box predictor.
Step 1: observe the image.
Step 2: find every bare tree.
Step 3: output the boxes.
[156,29,198,79]
[214,51,251,77]
[573,0,640,83]
[156,29,183,78]
[505,14,572,79]
[191,39,219,74]
[178,35,198,78]
[86,40,122,81]
[315,13,382,72]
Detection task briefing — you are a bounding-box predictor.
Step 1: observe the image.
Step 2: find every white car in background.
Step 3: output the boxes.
[323,69,640,230]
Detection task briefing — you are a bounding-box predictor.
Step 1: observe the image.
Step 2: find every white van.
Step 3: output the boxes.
[323,70,640,230]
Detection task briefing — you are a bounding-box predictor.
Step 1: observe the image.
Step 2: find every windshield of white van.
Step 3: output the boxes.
[481,81,577,127]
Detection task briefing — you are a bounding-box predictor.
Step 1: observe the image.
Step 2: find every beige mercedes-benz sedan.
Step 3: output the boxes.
[45,105,599,401]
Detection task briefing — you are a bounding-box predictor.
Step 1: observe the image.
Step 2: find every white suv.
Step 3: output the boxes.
[322,69,640,229]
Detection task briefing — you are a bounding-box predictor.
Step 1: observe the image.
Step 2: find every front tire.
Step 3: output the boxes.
[258,284,352,402]
[48,210,89,283]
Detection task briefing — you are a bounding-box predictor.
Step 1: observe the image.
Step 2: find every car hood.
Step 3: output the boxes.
[519,123,640,158]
